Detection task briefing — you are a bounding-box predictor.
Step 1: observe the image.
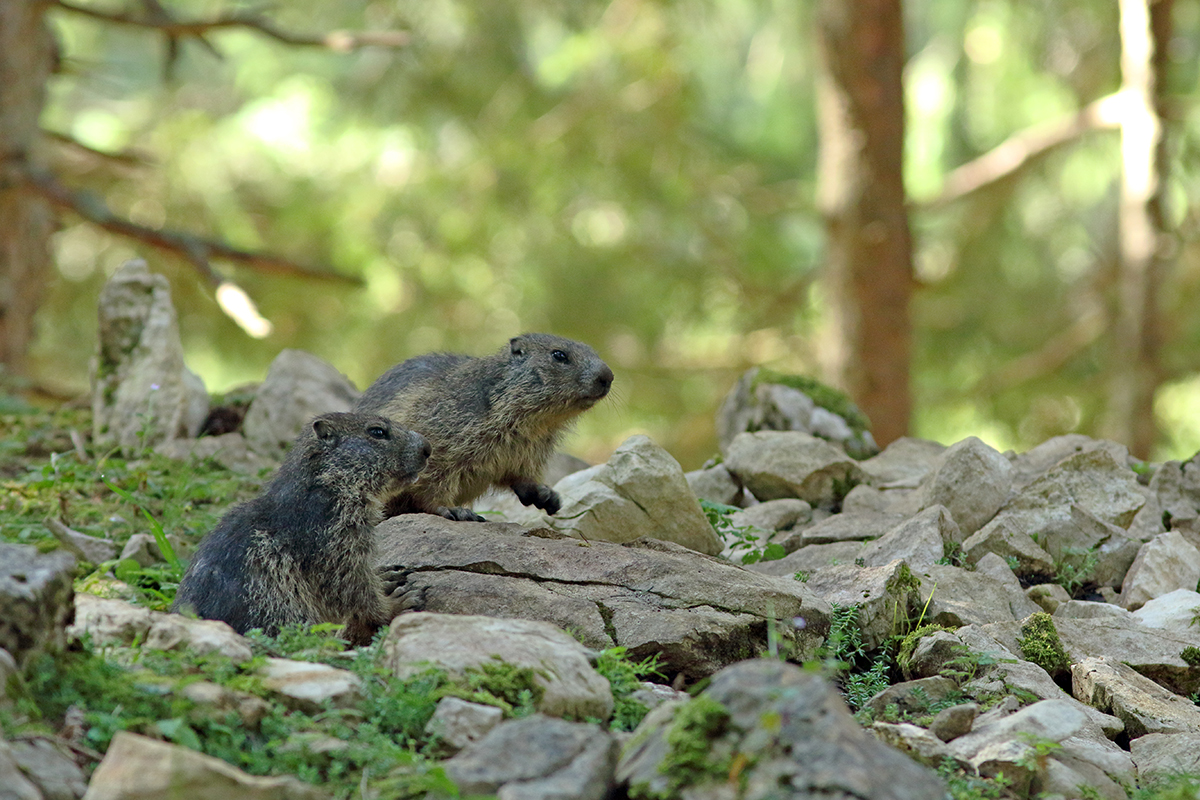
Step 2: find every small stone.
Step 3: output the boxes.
[684,464,742,506]
[724,431,865,507]
[259,658,362,713]
[242,349,359,458]
[1027,584,1072,614]
[1120,531,1200,611]
[917,437,1013,536]
[8,737,87,800]
[425,697,504,752]
[930,703,978,742]
[0,544,76,668]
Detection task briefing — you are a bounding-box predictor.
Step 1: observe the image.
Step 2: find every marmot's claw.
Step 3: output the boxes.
[439,505,486,522]
[513,480,561,515]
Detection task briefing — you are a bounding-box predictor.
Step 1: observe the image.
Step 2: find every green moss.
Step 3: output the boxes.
[751,368,872,433]
[659,696,732,794]
[896,624,955,676]
[1017,613,1071,675]
[1180,646,1200,667]
[594,647,662,732]
[439,656,546,718]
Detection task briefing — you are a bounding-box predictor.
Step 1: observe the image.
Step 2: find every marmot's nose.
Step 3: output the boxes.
[413,432,432,461]
[593,365,614,396]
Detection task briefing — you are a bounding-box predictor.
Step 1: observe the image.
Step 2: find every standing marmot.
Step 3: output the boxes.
[355,333,613,521]
[172,412,430,645]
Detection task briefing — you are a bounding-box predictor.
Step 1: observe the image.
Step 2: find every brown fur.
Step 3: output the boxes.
[355,333,613,521]
[172,412,430,645]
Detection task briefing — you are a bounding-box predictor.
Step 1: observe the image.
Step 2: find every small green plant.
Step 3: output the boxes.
[1017,612,1071,675]
[1004,554,1021,572]
[938,756,1014,800]
[699,499,785,565]
[844,659,890,713]
[1054,544,1099,598]
[793,571,809,583]
[1015,732,1062,771]
[938,644,1008,684]
[594,647,663,732]
[1180,646,1200,667]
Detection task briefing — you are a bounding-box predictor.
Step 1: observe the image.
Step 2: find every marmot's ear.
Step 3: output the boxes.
[313,418,338,443]
[510,337,525,357]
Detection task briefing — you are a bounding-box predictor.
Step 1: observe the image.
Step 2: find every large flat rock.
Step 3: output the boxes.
[375,516,830,681]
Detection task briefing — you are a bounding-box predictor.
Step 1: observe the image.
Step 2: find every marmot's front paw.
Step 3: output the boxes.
[379,568,426,614]
[438,505,486,522]
[512,479,561,515]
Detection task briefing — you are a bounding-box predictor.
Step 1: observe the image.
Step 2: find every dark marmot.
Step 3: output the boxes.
[355,333,613,521]
[172,412,430,645]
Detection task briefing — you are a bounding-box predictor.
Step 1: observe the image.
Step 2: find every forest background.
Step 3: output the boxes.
[3,0,1200,469]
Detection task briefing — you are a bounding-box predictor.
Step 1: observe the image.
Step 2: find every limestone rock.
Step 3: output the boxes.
[1053,600,1132,621]
[915,564,1042,630]
[7,737,86,800]
[43,520,117,565]
[156,432,273,475]
[963,518,1056,579]
[259,658,362,713]
[1131,588,1200,637]
[118,533,191,569]
[0,648,17,708]
[375,516,830,680]
[746,540,862,578]
[443,715,615,800]
[1071,657,1200,737]
[1009,435,1131,490]
[870,722,962,768]
[983,614,1200,696]
[782,510,906,549]
[724,431,865,507]
[546,435,723,555]
[0,735,43,800]
[0,544,76,668]
[684,464,743,506]
[1129,732,1200,787]
[963,659,1124,738]
[1120,530,1200,611]
[90,260,209,454]
[1149,459,1200,528]
[917,437,1013,536]
[929,703,978,742]
[858,437,947,489]
[70,595,252,663]
[859,506,958,570]
[618,659,946,800]
[990,451,1145,554]
[728,499,812,537]
[425,697,504,752]
[242,349,359,458]
[384,613,613,721]
[945,699,1088,795]
[801,560,922,649]
[81,731,323,800]
[1027,583,1072,614]
[864,676,957,719]
[715,368,877,458]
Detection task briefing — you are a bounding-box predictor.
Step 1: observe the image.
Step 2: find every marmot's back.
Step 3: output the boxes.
[356,333,613,518]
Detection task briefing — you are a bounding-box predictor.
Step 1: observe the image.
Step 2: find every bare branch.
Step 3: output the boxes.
[51,1,410,51]
[22,168,358,286]
[43,129,155,168]
[915,92,1127,211]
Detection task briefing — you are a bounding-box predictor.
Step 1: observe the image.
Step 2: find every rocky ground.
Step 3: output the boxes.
[1,261,1199,800]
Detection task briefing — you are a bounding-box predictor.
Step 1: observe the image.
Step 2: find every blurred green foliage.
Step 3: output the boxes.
[27,0,1200,466]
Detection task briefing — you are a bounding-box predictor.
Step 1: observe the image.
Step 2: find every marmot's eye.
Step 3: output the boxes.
[367,426,389,439]
[551,350,570,363]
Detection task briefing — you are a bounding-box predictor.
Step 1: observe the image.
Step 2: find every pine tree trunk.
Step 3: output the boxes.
[1104,0,1175,458]
[0,1,55,376]
[815,0,913,447]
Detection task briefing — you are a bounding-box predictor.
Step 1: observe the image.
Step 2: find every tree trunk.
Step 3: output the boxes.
[0,0,55,377]
[815,0,913,447]
[1104,0,1175,458]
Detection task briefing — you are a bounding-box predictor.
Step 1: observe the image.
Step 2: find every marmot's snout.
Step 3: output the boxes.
[588,363,615,401]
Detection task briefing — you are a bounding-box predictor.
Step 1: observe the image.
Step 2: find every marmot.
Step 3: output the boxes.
[355,333,613,521]
[172,412,430,645]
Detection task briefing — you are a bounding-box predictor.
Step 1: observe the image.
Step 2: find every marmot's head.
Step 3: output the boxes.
[505,333,614,415]
[305,412,430,499]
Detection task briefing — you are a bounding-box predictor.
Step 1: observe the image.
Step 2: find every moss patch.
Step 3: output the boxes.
[751,368,871,433]
[660,696,732,794]
[1017,613,1070,675]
